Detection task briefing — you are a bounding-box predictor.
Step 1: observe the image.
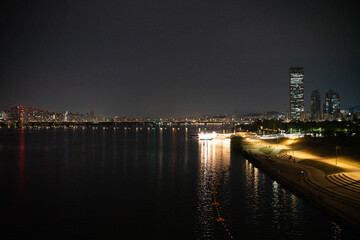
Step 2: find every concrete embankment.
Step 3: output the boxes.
[231,137,360,232]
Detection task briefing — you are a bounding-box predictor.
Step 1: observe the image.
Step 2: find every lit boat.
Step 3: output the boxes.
[198,132,217,140]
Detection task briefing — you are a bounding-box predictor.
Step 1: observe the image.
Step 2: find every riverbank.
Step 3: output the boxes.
[231,134,360,232]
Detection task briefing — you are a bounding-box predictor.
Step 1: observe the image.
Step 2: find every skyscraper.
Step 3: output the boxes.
[289,67,304,120]
[11,105,26,122]
[310,89,321,120]
[323,89,340,115]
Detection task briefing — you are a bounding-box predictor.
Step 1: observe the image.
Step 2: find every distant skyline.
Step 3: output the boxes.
[1,1,359,117]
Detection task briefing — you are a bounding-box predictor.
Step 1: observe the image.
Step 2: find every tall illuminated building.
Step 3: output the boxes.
[11,105,26,122]
[323,89,340,115]
[289,67,304,120]
[310,89,321,120]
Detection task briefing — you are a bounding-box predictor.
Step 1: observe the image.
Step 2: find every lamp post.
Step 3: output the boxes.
[335,145,340,165]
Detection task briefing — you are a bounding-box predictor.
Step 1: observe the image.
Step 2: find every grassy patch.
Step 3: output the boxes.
[299,159,344,175]
[260,146,274,155]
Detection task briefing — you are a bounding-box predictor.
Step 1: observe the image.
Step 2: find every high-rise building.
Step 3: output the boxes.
[310,89,321,120]
[323,89,340,115]
[64,111,69,122]
[11,106,26,122]
[289,67,304,120]
[90,109,95,122]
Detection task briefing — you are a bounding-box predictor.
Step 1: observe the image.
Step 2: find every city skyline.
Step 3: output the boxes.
[0,83,358,120]
[1,1,359,117]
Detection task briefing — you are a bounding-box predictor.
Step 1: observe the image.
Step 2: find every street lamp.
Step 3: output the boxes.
[335,145,340,165]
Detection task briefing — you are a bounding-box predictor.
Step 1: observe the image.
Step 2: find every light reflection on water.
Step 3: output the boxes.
[0,128,357,239]
[196,139,231,239]
[195,141,353,239]
[240,159,305,238]
[16,129,26,199]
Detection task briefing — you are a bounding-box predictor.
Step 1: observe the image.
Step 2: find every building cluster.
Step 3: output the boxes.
[289,67,359,122]
[310,89,343,121]
[0,106,100,123]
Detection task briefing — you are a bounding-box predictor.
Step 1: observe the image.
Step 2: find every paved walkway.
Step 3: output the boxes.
[239,135,360,229]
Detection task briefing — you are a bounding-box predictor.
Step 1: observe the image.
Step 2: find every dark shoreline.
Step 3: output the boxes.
[237,149,360,233]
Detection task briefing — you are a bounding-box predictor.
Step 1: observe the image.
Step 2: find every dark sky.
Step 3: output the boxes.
[1,0,359,117]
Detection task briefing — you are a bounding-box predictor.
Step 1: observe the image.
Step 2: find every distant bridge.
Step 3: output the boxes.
[1,121,241,130]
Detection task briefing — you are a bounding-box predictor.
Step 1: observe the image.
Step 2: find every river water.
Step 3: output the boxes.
[0,127,357,239]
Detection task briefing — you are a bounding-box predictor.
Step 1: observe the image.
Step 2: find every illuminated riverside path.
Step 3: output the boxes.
[239,133,360,232]
[0,127,358,239]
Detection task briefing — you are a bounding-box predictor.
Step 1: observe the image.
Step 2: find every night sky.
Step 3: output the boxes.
[1,0,359,117]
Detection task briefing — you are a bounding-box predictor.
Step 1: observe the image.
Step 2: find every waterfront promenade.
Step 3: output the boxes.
[236,133,360,232]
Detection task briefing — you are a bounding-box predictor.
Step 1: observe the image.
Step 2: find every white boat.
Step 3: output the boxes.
[198,132,217,140]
